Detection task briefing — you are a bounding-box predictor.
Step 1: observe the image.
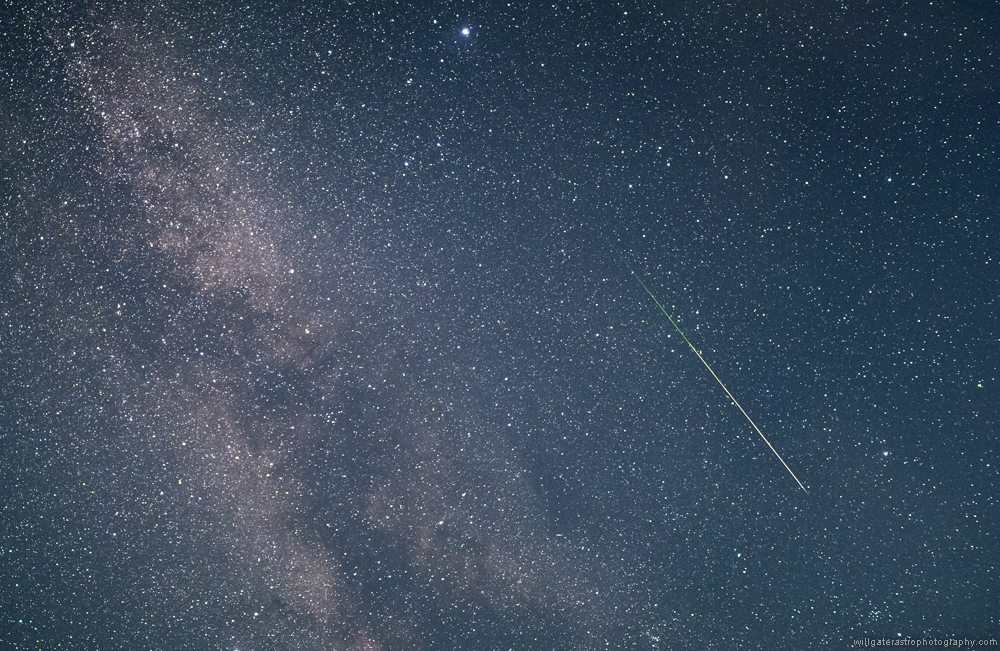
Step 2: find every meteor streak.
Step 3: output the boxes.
[625,258,809,494]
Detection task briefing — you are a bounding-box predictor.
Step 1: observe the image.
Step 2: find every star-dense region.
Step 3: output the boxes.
[1,1,996,649]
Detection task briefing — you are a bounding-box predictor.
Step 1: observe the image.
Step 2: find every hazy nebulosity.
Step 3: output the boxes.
[2,1,996,649]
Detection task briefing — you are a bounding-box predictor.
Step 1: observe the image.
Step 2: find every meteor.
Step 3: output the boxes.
[625,257,808,495]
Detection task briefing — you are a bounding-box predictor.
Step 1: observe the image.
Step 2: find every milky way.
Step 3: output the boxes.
[3,1,998,649]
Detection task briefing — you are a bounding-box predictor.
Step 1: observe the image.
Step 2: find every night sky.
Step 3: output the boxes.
[2,1,997,649]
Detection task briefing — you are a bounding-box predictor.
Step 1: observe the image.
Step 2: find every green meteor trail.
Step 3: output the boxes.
[626,259,809,495]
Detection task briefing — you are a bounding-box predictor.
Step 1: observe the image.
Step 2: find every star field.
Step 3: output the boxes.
[1,1,997,649]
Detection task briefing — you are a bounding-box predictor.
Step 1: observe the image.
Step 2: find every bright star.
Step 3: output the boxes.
[461,27,470,36]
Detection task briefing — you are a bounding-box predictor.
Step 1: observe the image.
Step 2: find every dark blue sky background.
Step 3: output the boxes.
[1,0,997,648]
